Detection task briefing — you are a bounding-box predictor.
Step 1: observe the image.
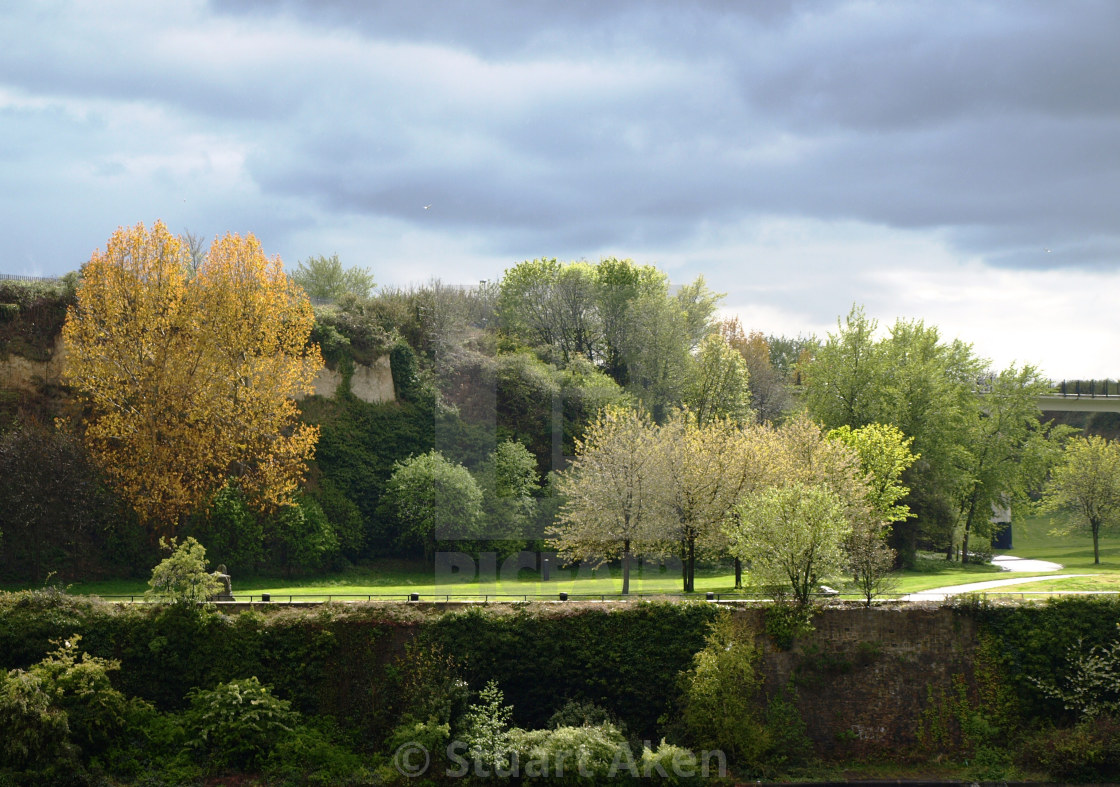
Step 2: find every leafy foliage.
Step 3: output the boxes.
[460,679,516,773]
[728,483,851,606]
[684,331,752,426]
[62,221,322,534]
[0,668,73,769]
[1042,435,1120,564]
[550,406,661,594]
[185,676,300,770]
[801,305,1062,565]
[290,253,376,301]
[0,420,117,582]
[146,537,222,606]
[423,602,718,739]
[1020,714,1120,783]
[383,450,484,560]
[679,612,768,763]
[1031,624,1120,720]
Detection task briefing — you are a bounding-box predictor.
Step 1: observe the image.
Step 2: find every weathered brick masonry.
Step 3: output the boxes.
[729,604,977,753]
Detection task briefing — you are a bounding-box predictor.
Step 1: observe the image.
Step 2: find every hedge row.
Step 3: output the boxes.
[0,592,717,744]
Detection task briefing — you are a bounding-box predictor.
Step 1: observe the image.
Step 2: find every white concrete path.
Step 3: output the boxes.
[903,553,1091,601]
[990,554,1063,572]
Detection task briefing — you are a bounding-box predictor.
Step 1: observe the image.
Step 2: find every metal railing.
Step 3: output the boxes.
[0,273,62,283]
[93,589,1120,605]
[1047,379,1120,398]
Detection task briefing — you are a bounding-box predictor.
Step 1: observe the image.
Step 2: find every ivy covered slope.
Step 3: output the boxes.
[1,593,1120,782]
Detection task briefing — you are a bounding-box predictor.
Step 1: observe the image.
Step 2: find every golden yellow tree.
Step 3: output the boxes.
[62,221,322,535]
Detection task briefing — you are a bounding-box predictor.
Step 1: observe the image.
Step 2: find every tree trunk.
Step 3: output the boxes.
[686,537,695,593]
[960,495,978,565]
[1093,520,1101,565]
[622,540,631,595]
[734,557,742,589]
[680,540,687,591]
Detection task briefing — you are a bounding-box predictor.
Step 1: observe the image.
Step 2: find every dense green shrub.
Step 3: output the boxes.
[266,495,341,575]
[679,612,768,766]
[185,676,300,770]
[1021,714,1120,782]
[145,537,222,606]
[187,483,265,574]
[1032,622,1120,720]
[957,596,1120,721]
[27,635,133,754]
[0,668,74,769]
[507,723,627,782]
[423,602,718,738]
[458,679,516,774]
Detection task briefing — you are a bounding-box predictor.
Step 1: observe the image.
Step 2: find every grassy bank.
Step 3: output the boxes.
[13,510,1119,601]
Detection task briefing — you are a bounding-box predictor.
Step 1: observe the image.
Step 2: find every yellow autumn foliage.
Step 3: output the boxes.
[62,221,323,535]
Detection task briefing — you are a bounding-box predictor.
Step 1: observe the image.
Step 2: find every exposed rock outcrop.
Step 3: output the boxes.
[1,340,395,405]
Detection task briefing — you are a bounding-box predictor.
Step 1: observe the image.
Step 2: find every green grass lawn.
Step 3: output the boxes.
[53,559,743,601]
[15,510,1120,601]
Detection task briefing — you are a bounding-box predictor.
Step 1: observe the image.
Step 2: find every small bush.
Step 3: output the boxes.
[1020,715,1120,782]
[28,635,132,754]
[146,537,221,606]
[266,719,371,786]
[507,723,626,782]
[0,668,74,769]
[640,740,707,785]
[764,602,814,650]
[185,676,300,770]
[459,679,515,774]
[679,612,769,767]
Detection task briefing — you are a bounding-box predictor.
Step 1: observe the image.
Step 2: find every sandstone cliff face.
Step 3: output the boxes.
[0,340,395,405]
[0,338,67,390]
[300,355,395,403]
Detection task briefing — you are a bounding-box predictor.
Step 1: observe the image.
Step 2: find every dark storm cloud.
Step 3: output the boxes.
[2,0,1118,283]
[213,0,804,56]
[202,0,1120,271]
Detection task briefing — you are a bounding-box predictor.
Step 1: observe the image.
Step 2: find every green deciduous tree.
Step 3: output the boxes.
[953,365,1057,562]
[721,319,790,424]
[1043,435,1120,565]
[496,257,721,419]
[477,440,539,541]
[497,258,598,364]
[801,305,886,428]
[829,423,918,524]
[828,423,915,603]
[146,536,222,605]
[594,257,667,385]
[290,253,376,301]
[726,482,851,606]
[384,451,484,562]
[685,333,752,427]
[801,305,1061,565]
[649,413,758,592]
[549,406,661,594]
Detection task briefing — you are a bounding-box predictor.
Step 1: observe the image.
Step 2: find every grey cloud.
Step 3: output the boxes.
[2,0,1119,282]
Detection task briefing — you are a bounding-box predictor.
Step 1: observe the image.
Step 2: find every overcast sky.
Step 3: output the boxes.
[2,1,1118,378]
